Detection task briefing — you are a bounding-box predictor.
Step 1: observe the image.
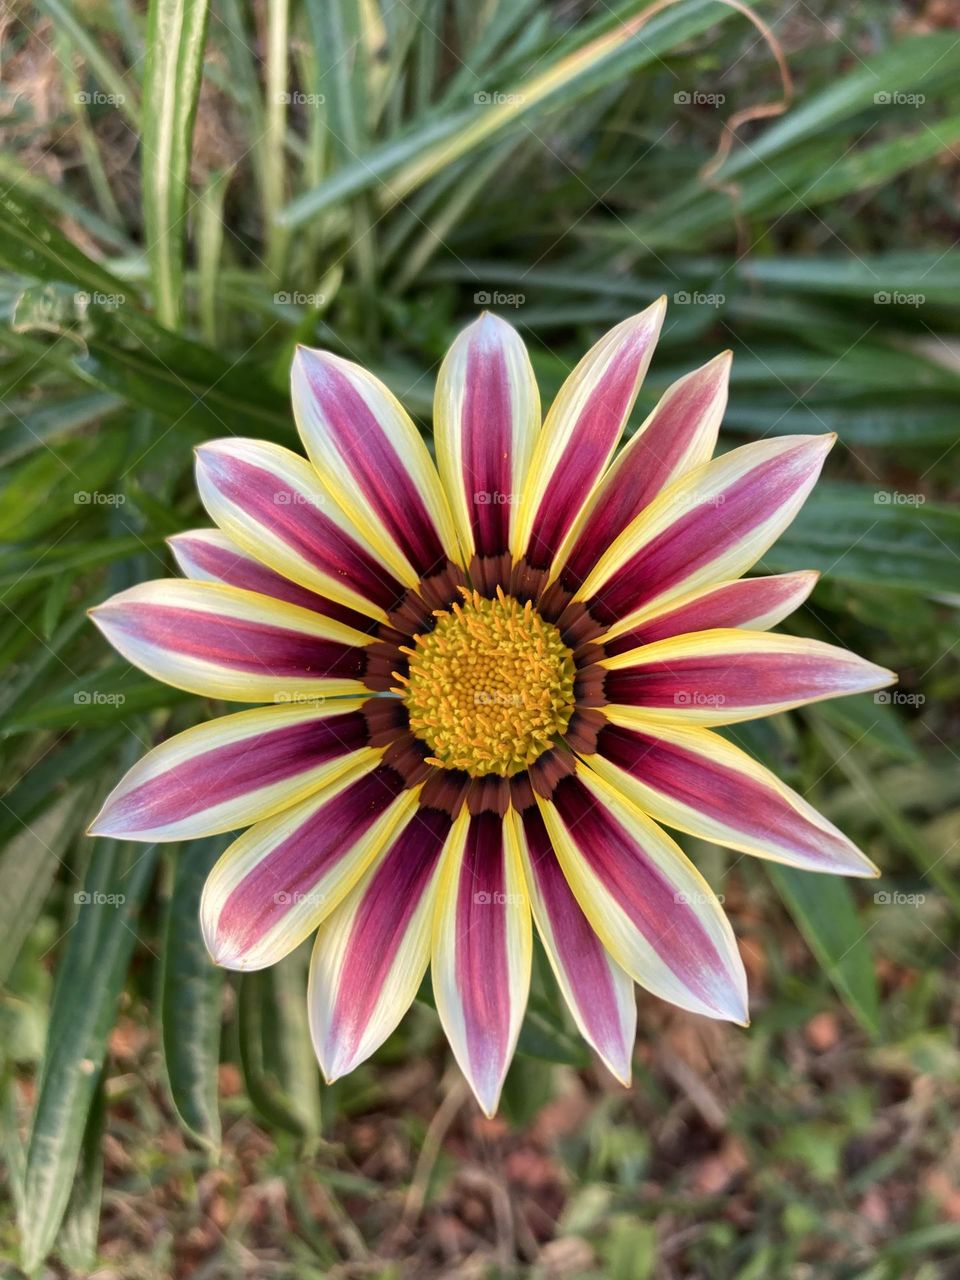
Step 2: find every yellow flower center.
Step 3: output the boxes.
[398,587,576,778]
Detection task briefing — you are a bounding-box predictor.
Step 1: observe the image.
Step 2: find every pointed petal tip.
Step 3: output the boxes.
[604,1055,634,1088]
[463,1069,506,1119]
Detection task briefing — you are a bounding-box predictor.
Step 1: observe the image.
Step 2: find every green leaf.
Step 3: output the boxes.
[55,1078,106,1273]
[142,0,211,328]
[0,190,129,298]
[237,960,321,1138]
[280,0,737,225]
[767,482,960,595]
[160,839,225,1152]
[35,0,141,128]
[766,863,880,1038]
[0,789,90,988]
[18,837,159,1273]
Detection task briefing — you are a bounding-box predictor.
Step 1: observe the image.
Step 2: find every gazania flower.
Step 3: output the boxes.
[89,300,894,1115]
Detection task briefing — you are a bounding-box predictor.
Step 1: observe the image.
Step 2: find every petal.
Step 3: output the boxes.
[432,809,532,1116]
[575,434,835,626]
[433,313,539,569]
[195,438,410,620]
[589,717,877,876]
[601,628,896,726]
[537,764,748,1024]
[292,346,461,581]
[308,802,453,1081]
[201,756,418,970]
[90,580,372,703]
[515,805,636,1083]
[88,699,378,842]
[512,301,666,571]
[557,352,730,590]
[604,571,818,654]
[169,528,376,632]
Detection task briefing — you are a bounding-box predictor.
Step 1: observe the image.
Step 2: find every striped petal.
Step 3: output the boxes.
[557,351,730,590]
[589,717,877,876]
[604,571,818,654]
[201,756,418,970]
[195,438,409,620]
[89,699,377,842]
[575,434,835,626]
[434,313,539,570]
[601,628,896,726]
[292,345,461,581]
[515,806,636,1083]
[89,580,371,702]
[538,764,748,1024]
[432,809,532,1116]
[512,301,666,571]
[308,801,453,1081]
[169,528,376,632]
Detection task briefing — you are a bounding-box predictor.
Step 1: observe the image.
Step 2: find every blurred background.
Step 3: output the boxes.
[1,0,959,1275]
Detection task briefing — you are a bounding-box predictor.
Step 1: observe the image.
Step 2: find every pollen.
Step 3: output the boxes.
[396,587,576,778]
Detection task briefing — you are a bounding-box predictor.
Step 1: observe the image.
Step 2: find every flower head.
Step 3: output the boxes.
[89,301,895,1115]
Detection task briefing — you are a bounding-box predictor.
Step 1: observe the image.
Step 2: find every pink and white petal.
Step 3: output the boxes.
[589,717,878,876]
[432,809,532,1116]
[201,756,419,970]
[434,313,540,563]
[575,434,835,626]
[89,580,371,703]
[557,352,730,590]
[602,628,896,726]
[604,571,818,654]
[195,438,409,620]
[537,764,748,1024]
[308,802,453,1081]
[292,346,461,581]
[512,301,666,571]
[514,806,636,1083]
[168,529,376,633]
[88,699,378,842]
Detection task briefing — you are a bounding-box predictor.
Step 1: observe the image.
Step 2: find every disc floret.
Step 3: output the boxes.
[398,587,576,777]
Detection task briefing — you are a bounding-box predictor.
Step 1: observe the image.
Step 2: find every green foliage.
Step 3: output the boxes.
[1,0,958,1272]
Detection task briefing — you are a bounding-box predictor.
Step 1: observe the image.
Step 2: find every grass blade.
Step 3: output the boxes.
[160,838,226,1153]
[18,837,159,1272]
[142,0,211,328]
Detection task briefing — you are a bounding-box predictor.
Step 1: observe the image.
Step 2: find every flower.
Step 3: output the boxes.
[89,300,895,1115]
